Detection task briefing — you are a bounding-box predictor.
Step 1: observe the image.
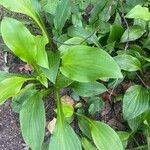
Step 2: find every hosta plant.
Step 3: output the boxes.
[0,0,150,150]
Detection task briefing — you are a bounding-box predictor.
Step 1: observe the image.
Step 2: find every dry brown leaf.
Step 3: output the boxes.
[61,95,74,106]
[47,118,56,134]
[19,64,33,72]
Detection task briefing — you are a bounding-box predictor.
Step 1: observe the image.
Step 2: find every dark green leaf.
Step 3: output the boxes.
[71,82,107,97]
[81,137,97,150]
[54,0,71,33]
[60,45,123,82]
[11,84,36,113]
[20,92,45,150]
[123,85,150,120]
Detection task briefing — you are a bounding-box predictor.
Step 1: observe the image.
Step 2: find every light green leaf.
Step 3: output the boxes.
[126,5,150,21]
[42,0,59,15]
[41,51,60,83]
[123,85,150,120]
[48,121,82,150]
[54,0,71,33]
[1,17,48,68]
[35,35,49,68]
[59,37,85,55]
[36,73,48,87]
[0,71,14,82]
[60,45,122,82]
[1,17,36,64]
[91,121,123,150]
[114,54,141,72]
[20,92,45,150]
[71,82,107,97]
[81,137,97,150]
[62,103,74,118]
[120,25,145,42]
[0,76,29,105]
[0,0,46,34]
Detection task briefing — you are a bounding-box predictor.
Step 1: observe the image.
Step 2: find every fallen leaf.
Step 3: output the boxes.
[61,95,74,106]
[19,64,33,72]
[47,118,57,134]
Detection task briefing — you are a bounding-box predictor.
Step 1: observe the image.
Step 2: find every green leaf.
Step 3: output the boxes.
[89,0,107,24]
[1,17,48,68]
[1,17,36,64]
[41,51,60,83]
[0,76,29,105]
[71,82,107,97]
[107,25,124,43]
[91,121,123,150]
[59,37,85,55]
[36,73,48,87]
[0,0,46,34]
[68,26,99,46]
[20,92,45,150]
[81,137,97,150]
[78,118,92,139]
[0,71,14,82]
[48,120,82,150]
[126,5,150,21]
[60,45,122,82]
[42,0,59,15]
[120,25,145,42]
[54,0,71,33]
[123,85,150,120]
[114,54,142,72]
[11,84,35,113]
[35,35,49,68]
[88,97,105,115]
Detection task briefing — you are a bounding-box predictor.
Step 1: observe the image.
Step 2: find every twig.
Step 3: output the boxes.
[136,72,149,88]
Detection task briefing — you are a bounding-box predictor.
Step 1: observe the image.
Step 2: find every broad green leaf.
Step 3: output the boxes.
[78,118,92,139]
[11,84,36,113]
[114,54,141,72]
[123,85,150,120]
[71,82,107,97]
[20,92,45,150]
[42,0,59,15]
[1,17,36,64]
[56,74,73,89]
[68,26,99,46]
[59,37,85,55]
[88,97,105,115]
[54,0,71,33]
[0,71,14,82]
[126,5,150,21]
[81,137,97,150]
[48,121,82,150]
[0,77,29,105]
[62,103,74,118]
[0,0,46,34]
[41,51,60,83]
[35,35,49,68]
[1,17,48,68]
[91,121,123,150]
[107,25,124,43]
[120,25,145,42]
[60,45,123,82]
[89,0,107,24]
[117,131,130,149]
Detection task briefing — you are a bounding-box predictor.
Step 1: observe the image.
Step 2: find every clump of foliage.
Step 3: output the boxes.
[0,0,150,150]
